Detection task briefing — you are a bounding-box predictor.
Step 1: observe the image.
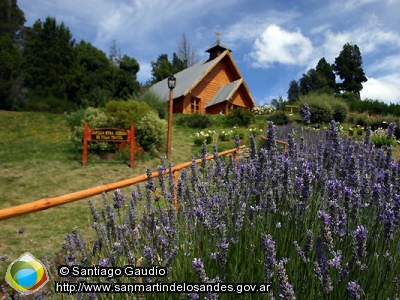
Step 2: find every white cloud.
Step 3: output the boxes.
[361,75,400,104]
[223,10,299,45]
[250,25,313,68]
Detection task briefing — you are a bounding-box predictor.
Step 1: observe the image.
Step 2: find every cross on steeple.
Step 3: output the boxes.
[216,30,222,40]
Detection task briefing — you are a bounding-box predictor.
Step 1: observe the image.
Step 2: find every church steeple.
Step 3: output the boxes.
[205,31,232,60]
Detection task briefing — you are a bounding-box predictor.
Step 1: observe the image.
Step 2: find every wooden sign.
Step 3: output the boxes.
[91,129,129,141]
[83,123,135,167]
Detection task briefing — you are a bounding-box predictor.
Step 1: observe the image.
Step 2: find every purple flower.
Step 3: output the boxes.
[276,259,296,299]
[112,189,126,209]
[261,233,277,281]
[98,258,109,267]
[301,103,311,124]
[191,258,209,283]
[352,225,368,262]
[387,122,397,139]
[347,281,361,299]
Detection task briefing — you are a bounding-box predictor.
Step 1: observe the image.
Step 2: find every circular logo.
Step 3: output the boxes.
[5,252,49,295]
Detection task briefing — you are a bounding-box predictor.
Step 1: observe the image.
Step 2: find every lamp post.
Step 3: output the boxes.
[167,74,176,159]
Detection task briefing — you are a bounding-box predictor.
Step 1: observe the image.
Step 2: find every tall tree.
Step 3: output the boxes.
[287,80,300,103]
[176,33,199,68]
[0,0,25,110]
[299,69,316,95]
[0,35,21,109]
[109,39,122,68]
[22,17,83,111]
[107,40,141,100]
[0,0,25,42]
[75,40,113,107]
[316,57,337,93]
[150,53,185,84]
[333,43,367,99]
[120,54,140,77]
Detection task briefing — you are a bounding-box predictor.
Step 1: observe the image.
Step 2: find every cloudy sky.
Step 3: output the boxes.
[18,0,400,105]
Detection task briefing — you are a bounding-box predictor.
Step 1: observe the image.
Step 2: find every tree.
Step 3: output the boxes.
[0,0,25,110]
[271,96,286,110]
[109,39,122,68]
[107,40,141,100]
[75,40,113,107]
[299,69,316,95]
[287,80,300,103]
[315,57,337,94]
[333,43,367,99]
[176,33,199,68]
[22,17,83,111]
[150,53,185,84]
[0,35,21,109]
[120,54,140,77]
[0,0,25,42]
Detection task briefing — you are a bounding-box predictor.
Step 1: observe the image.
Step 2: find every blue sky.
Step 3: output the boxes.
[18,0,400,105]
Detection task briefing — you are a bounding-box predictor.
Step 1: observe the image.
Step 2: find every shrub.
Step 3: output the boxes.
[194,131,213,145]
[137,90,168,119]
[136,111,167,156]
[233,128,246,139]
[176,114,211,129]
[226,108,254,127]
[103,99,155,129]
[266,111,290,126]
[331,100,348,123]
[371,127,395,147]
[298,94,333,124]
[298,93,348,124]
[348,128,354,136]
[66,107,110,152]
[355,115,369,127]
[371,135,395,147]
[218,130,232,141]
[252,104,275,115]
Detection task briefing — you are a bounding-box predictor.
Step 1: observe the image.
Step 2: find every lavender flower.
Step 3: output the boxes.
[98,258,109,267]
[347,281,361,299]
[317,210,334,252]
[387,122,397,139]
[276,259,296,299]
[261,233,277,280]
[112,189,126,209]
[191,258,209,283]
[301,103,311,124]
[352,225,368,263]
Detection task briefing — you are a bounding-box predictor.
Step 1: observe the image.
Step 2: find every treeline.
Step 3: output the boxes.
[284,43,400,116]
[0,1,194,113]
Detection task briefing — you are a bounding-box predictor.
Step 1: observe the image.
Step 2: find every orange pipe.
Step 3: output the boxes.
[0,146,245,221]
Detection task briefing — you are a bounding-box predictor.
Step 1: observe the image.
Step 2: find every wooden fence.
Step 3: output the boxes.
[0,146,245,221]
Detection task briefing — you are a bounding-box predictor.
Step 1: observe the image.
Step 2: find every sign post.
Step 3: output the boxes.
[83,123,135,167]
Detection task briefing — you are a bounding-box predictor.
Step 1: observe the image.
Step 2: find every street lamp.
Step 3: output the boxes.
[166,74,176,159]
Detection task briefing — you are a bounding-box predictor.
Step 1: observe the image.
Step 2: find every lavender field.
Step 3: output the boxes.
[8,121,399,299]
